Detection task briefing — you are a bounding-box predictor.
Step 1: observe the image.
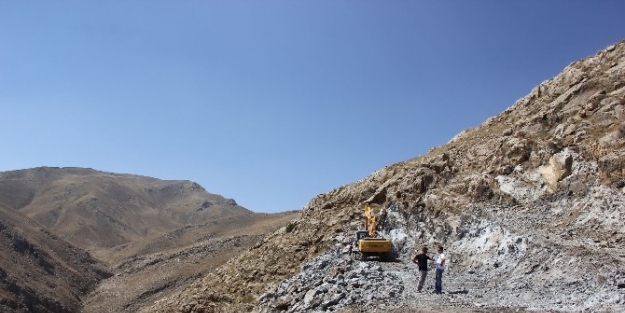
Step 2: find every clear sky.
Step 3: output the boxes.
[1,1,624,212]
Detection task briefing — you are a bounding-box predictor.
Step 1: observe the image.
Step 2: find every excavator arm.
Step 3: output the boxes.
[363,204,377,238]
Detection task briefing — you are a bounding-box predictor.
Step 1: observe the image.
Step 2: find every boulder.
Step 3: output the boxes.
[303,289,318,304]
[539,150,573,190]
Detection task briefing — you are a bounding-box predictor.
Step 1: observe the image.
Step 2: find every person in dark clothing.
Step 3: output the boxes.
[412,247,433,292]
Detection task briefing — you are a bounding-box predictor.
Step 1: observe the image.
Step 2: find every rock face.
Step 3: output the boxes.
[147,40,625,312]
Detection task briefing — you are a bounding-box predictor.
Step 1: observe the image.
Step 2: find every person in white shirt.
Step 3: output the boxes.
[434,246,445,294]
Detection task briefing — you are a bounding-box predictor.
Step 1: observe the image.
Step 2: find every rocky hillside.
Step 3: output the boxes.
[0,167,251,251]
[83,212,297,313]
[0,203,110,313]
[147,40,625,312]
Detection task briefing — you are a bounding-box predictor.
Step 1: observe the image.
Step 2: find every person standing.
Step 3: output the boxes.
[412,247,432,292]
[434,246,446,294]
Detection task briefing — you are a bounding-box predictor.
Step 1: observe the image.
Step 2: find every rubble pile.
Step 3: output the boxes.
[256,253,403,313]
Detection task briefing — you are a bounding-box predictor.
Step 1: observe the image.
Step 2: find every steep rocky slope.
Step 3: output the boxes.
[0,203,110,313]
[0,167,251,250]
[147,40,625,312]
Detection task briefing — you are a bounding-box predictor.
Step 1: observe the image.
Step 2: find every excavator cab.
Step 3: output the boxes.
[356,230,370,241]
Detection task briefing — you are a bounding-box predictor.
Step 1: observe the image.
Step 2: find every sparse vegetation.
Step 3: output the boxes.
[241,293,255,304]
[285,222,296,233]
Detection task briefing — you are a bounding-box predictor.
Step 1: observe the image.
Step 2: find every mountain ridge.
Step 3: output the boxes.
[0,166,252,251]
[0,166,299,312]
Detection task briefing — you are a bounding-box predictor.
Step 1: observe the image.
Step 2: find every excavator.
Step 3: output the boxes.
[353,204,393,261]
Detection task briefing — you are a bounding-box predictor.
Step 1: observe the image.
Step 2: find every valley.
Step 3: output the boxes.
[0,167,297,313]
[1,40,625,313]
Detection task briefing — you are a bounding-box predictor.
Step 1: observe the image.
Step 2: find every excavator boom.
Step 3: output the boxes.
[364,204,377,238]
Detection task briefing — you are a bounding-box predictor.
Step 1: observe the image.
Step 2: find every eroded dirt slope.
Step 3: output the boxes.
[0,203,111,313]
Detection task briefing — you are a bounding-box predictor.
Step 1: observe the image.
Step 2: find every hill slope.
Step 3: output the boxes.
[0,167,299,312]
[0,203,111,313]
[147,40,625,312]
[83,211,297,313]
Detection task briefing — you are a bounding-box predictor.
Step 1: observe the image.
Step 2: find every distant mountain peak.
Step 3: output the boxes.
[0,167,250,249]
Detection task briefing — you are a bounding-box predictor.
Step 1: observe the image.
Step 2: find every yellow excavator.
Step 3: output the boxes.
[353,204,393,261]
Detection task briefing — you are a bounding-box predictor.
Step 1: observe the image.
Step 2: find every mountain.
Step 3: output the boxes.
[147,40,625,313]
[0,166,298,312]
[0,167,251,251]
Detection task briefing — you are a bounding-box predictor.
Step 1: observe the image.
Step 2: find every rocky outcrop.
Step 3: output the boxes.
[147,40,625,312]
[539,149,573,190]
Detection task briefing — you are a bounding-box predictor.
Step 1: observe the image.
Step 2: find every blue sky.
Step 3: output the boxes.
[1,1,624,212]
